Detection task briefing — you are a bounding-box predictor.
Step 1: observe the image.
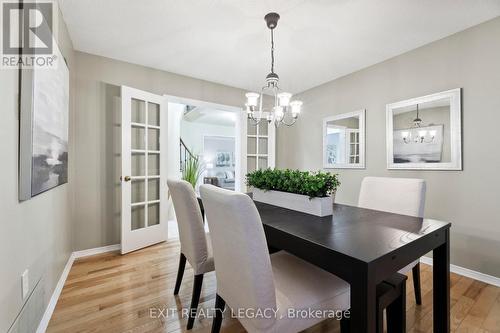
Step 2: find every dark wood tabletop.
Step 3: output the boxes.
[256,202,449,263]
[255,201,451,333]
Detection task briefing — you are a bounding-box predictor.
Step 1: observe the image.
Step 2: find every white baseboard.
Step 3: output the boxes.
[35,253,75,333]
[420,257,500,287]
[73,244,121,259]
[36,244,121,333]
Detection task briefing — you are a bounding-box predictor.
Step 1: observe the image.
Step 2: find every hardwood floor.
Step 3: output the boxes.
[47,241,500,333]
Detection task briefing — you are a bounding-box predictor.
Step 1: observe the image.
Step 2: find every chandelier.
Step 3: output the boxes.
[244,12,302,127]
[401,104,437,144]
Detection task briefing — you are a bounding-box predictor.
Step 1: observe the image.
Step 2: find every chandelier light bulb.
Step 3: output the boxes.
[401,131,410,139]
[418,130,427,138]
[429,130,437,137]
[277,92,292,107]
[245,92,260,108]
[290,100,302,116]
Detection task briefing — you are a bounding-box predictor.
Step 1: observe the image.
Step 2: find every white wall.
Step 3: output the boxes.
[180,121,235,156]
[203,136,236,177]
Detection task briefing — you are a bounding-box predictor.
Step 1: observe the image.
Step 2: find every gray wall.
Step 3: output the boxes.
[277,17,500,278]
[0,9,75,333]
[73,52,248,250]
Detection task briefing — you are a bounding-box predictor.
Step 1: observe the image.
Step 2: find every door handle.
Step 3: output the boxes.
[120,176,131,182]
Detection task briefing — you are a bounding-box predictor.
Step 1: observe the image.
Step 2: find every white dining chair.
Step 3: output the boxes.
[358,176,426,305]
[200,184,351,333]
[167,179,214,330]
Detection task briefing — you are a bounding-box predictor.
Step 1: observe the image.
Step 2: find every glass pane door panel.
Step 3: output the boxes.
[258,138,268,154]
[148,203,160,226]
[131,180,145,203]
[148,179,160,201]
[148,129,160,151]
[258,157,268,170]
[131,127,145,150]
[148,102,160,126]
[131,205,145,230]
[247,137,256,154]
[247,120,256,135]
[131,153,145,176]
[148,154,159,175]
[247,157,256,172]
[131,99,146,124]
[258,121,268,135]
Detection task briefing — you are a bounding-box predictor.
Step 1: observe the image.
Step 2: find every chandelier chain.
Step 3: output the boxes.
[270,29,275,74]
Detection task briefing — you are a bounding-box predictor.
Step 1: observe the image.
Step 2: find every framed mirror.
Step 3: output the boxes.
[386,88,462,170]
[323,110,365,169]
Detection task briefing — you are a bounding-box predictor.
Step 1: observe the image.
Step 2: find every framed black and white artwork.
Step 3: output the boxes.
[19,40,69,200]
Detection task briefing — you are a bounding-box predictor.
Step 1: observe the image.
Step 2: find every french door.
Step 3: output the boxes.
[245,119,275,173]
[121,86,168,254]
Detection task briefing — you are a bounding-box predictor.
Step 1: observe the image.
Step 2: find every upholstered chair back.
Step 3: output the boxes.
[358,176,426,217]
[167,179,208,274]
[200,185,277,331]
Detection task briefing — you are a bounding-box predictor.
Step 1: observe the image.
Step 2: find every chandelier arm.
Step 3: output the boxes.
[248,113,263,126]
[277,116,297,127]
[258,91,264,113]
[274,86,278,109]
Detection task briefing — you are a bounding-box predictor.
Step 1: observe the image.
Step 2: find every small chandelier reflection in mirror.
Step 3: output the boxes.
[244,12,302,127]
[401,104,437,144]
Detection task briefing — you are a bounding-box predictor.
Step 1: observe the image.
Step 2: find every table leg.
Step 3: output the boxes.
[350,270,377,333]
[433,228,450,332]
[197,197,205,220]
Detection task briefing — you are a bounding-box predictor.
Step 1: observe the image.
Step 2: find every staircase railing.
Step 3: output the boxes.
[180,138,197,173]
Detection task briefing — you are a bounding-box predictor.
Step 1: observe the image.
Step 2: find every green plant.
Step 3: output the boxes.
[182,156,204,189]
[246,169,340,198]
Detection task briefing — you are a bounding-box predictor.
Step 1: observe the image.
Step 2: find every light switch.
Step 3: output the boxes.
[22,269,29,299]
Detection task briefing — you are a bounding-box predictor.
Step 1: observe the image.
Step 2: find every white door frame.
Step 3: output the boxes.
[163,94,245,192]
[121,86,168,254]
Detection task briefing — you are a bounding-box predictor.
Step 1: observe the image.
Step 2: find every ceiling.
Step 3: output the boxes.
[59,0,500,94]
[183,107,236,126]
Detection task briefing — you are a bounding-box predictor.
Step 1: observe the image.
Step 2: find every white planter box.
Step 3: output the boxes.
[252,188,333,217]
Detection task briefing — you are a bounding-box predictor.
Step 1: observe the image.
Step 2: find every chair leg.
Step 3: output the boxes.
[173,253,186,295]
[340,316,350,333]
[211,294,226,333]
[386,280,406,333]
[187,274,204,330]
[376,303,384,333]
[412,263,422,305]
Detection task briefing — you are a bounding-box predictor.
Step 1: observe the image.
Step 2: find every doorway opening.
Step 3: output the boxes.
[180,106,237,191]
[165,96,244,239]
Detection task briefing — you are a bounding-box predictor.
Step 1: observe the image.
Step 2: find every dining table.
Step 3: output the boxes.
[254,201,451,333]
